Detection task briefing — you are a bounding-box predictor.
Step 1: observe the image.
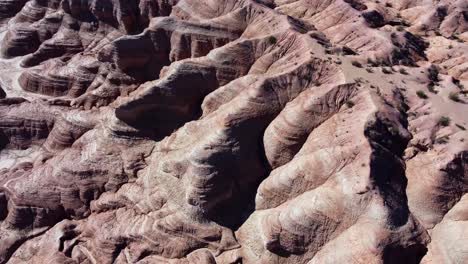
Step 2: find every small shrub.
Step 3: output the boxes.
[268,36,277,45]
[351,61,363,68]
[397,26,404,32]
[438,116,450,127]
[399,68,408,75]
[354,77,364,84]
[449,92,460,102]
[366,68,374,73]
[448,45,453,49]
[346,100,355,108]
[367,58,378,67]
[436,6,448,18]
[385,3,393,8]
[452,77,464,89]
[450,33,463,42]
[382,68,392,74]
[435,136,449,144]
[416,90,428,99]
[420,24,428,34]
[456,124,466,131]
[342,46,356,55]
[428,65,439,82]
[427,82,437,94]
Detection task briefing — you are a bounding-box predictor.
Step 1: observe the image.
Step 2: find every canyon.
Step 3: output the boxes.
[0,0,467,263]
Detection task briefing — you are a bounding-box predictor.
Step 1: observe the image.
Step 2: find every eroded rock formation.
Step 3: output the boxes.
[0,0,467,263]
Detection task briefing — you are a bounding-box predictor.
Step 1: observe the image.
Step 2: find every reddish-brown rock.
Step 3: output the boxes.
[0,0,467,263]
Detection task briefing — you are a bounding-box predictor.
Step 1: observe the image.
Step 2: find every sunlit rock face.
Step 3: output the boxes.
[0,0,467,263]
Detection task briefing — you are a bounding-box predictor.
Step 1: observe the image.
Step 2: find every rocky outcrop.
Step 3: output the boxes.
[0,0,27,20]
[0,100,56,149]
[421,194,468,264]
[0,0,467,263]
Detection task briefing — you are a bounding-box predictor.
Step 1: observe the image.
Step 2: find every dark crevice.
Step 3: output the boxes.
[383,243,428,264]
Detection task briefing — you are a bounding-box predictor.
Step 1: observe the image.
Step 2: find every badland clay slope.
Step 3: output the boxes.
[0,0,467,263]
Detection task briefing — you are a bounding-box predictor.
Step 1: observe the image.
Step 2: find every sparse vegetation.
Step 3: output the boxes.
[367,58,378,67]
[342,46,356,55]
[427,82,437,94]
[452,77,464,90]
[436,6,448,19]
[399,68,408,75]
[416,90,428,99]
[428,65,439,83]
[450,34,463,43]
[435,136,450,144]
[397,26,404,32]
[449,92,461,102]
[420,24,428,35]
[366,68,374,73]
[268,36,277,45]
[351,61,363,68]
[456,124,466,131]
[344,0,367,11]
[438,116,450,127]
[354,77,364,84]
[346,100,355,108]
[382,67,392,74]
